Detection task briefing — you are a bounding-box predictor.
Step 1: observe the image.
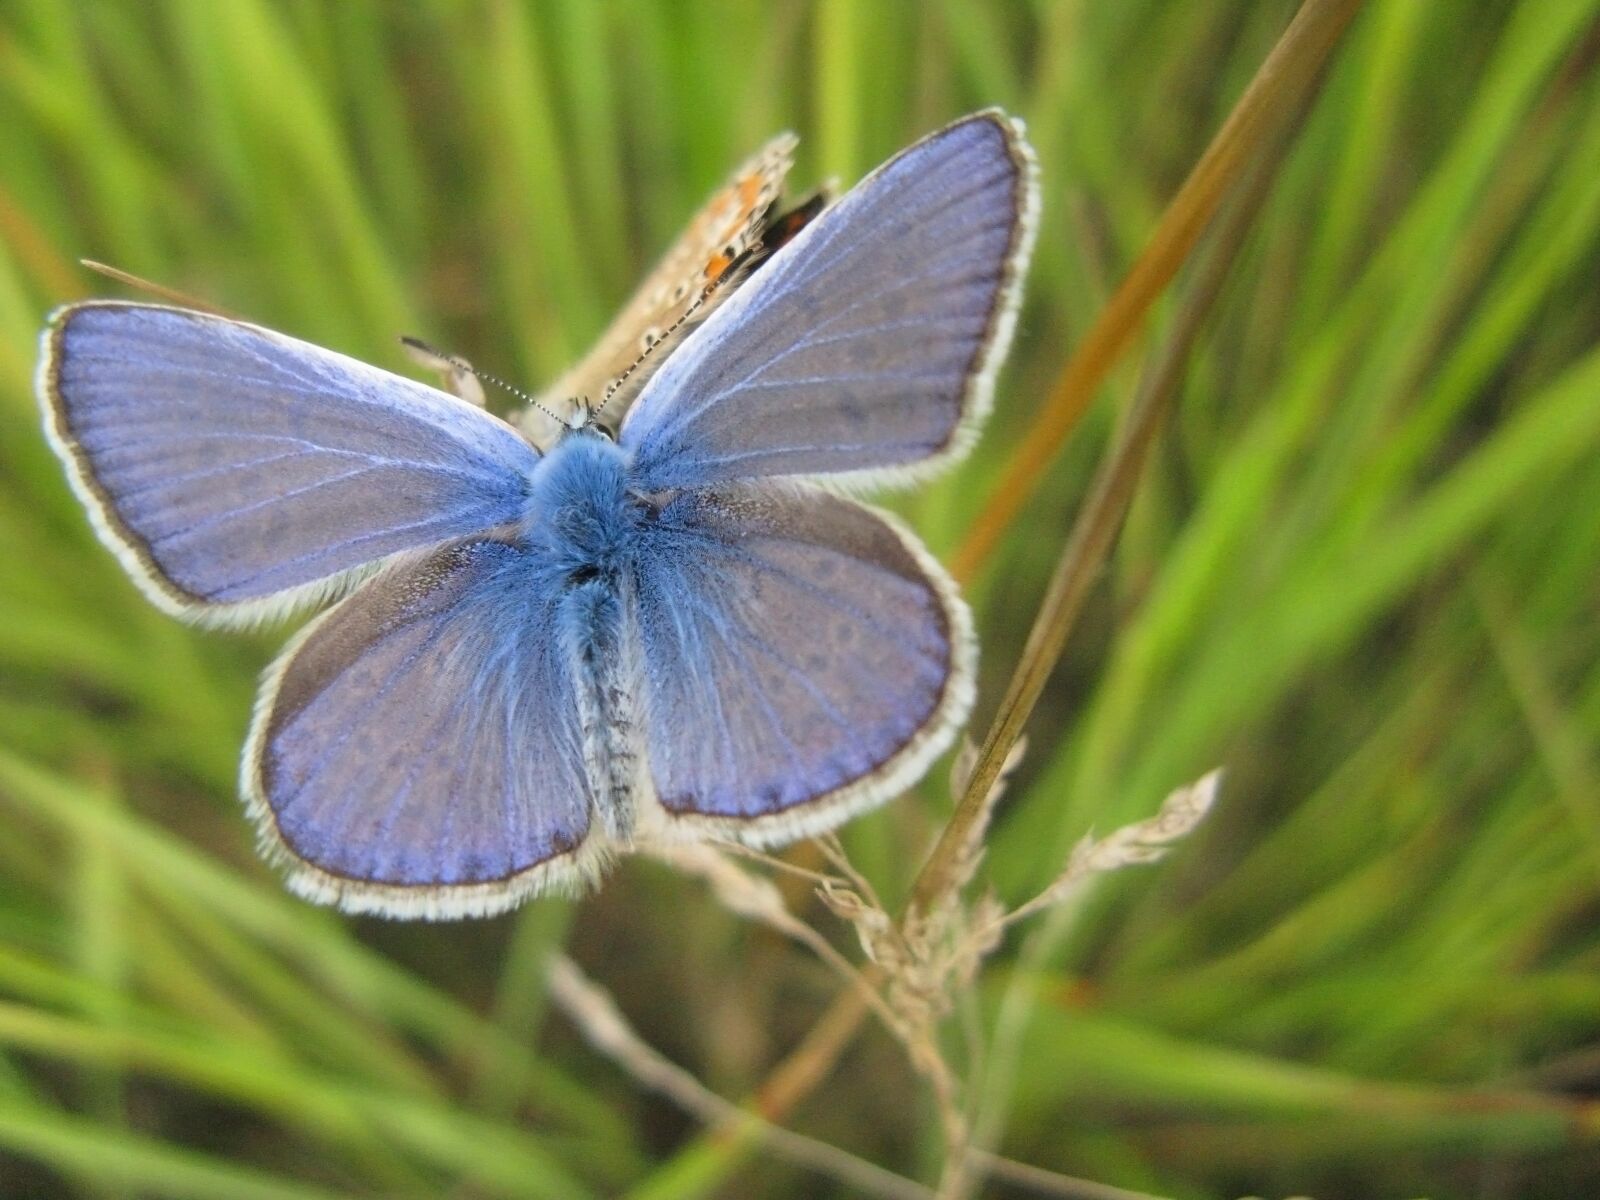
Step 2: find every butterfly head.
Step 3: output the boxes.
[568,397,619,443]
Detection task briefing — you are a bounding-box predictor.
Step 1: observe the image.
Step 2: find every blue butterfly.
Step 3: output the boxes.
[36,111,1039,918]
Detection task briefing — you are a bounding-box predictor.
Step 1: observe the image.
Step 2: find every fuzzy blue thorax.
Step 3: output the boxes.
[521,429,651,581]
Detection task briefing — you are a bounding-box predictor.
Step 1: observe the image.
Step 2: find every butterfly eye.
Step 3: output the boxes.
[579,405,618,441]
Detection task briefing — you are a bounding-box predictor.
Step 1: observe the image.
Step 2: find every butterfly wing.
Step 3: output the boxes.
[611,109,1036,492]
[244,537,599,917]
[631,484,973,840]
[39,303,541,624]
[526,132,799,438]
[620,110,1037,492]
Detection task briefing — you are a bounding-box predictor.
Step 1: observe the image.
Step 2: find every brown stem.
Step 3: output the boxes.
[951,0,1365,582]
[909,0,1363,923]
[955,96,1336,1194]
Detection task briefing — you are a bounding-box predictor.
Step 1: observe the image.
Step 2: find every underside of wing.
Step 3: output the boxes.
[525,133,800,440]
[621,110,1039,492]
[629,484,974,844]
[39,303,541,625]
[243,538,601,918]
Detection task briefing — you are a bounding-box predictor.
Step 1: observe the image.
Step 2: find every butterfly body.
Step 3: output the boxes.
[38,111,1039,918]
[527,427,645,844]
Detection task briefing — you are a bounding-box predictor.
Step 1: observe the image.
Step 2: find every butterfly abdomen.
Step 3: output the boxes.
[558,577,639,845]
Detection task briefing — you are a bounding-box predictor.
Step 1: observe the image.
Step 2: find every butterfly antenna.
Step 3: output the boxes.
[80,259,239,318]
[591,245,758,423]
[399,337,573,428]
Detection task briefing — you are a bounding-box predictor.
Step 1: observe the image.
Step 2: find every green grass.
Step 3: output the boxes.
[2,2,1598,1196]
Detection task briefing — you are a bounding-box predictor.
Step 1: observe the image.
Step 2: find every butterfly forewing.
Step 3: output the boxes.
[41,303,541,624]
[620,111,1038,491]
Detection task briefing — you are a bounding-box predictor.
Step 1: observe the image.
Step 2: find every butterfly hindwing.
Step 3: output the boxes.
[631,484,973,838]
[40,303,541,625]
[244,537,600,918]
[620,111,1038,492]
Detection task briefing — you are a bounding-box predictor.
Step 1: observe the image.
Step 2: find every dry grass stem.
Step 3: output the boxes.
[815,832,884,910]
[716,840,841,887]
[969,1150,1175,1200]
[78,259,239,318]
[977,770,1221,945]
[946,735,1029,897]
[546,953,934,1200]
[647,843,908,1040]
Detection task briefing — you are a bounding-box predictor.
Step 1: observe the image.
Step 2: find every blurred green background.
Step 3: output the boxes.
[2,2,1599,1197]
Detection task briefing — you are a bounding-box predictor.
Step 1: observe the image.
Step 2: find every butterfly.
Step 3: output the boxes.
[36,110,1039,919]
